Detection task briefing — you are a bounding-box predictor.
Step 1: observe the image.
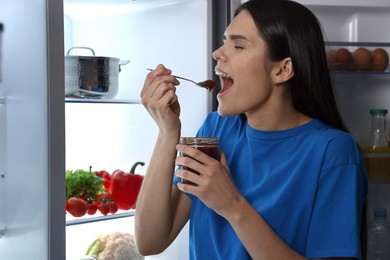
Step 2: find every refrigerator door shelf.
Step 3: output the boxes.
[325,42,390,75]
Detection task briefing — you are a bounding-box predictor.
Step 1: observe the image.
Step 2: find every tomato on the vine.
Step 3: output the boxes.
[107,201,119,214]
[66,197,87,217]
[87,201,98,215]
[96,192,112,203]
[98,203,110,216]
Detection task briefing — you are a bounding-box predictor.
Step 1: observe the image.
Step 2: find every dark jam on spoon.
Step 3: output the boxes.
[200,80,216,92]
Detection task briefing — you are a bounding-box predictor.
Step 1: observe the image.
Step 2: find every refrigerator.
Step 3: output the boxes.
[1,0,390,259]
[0,0,238,259]
[0,0,65,259]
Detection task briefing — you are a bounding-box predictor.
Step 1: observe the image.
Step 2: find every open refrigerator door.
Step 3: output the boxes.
[0,0,66,259]
[0,22,4,240]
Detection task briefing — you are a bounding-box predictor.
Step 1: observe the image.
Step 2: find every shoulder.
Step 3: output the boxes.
[309,120,363,169]
[316,122,359,153]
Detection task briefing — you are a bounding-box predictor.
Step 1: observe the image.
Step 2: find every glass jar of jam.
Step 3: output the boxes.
[178,137,219,183]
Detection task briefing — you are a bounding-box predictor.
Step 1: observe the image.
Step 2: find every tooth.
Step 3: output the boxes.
[215,71,231,79]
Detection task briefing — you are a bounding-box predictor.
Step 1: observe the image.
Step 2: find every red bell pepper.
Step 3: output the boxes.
[110,161,145,210]
[95,170,111,191]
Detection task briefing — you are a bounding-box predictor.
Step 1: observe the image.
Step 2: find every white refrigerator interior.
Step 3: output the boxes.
[64,0,212,259]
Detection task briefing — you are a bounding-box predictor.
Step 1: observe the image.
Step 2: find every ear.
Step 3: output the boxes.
[272,57,294,85]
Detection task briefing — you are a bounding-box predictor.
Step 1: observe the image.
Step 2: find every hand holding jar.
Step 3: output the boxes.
[175,137,242,217]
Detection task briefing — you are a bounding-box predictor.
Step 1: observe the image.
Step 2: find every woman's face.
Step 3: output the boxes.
[213,10,276,117]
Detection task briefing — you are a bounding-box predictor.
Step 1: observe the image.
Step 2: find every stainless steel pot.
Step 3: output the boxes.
[65,47,129,99]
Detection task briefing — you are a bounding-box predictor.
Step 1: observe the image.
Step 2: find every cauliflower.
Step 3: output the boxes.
[86,231,143,260]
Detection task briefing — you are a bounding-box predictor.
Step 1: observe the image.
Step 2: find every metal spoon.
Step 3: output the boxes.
[147,68,215,92]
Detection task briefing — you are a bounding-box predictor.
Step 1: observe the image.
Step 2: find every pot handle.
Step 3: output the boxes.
[119,60,130,72]
[67,47,96,56]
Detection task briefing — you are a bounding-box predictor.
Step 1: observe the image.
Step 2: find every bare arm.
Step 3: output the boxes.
[135,133,191,255]
[134,64,192,255]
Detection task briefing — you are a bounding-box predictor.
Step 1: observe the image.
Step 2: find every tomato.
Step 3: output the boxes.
[66,197,87,217]
[96,192,112,202]
[107,201,119,214]
[87,201,98,215]
[98,203,110,216]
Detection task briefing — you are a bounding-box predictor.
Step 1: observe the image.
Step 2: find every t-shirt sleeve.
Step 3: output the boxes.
[305,135,367,259]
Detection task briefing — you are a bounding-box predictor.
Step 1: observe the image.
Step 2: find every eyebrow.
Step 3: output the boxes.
[222,34,250,42]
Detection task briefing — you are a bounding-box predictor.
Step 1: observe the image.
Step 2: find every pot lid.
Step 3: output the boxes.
[65,55,119,61]
[65,46,120,61]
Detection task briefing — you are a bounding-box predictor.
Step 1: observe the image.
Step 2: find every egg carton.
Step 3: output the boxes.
[325,42,390,73]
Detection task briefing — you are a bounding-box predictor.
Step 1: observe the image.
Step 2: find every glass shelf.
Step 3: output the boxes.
[330,71,390,78]
[66,210,135,226]
[65,98,141,104]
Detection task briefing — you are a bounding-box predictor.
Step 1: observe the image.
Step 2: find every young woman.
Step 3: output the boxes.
[135,0,368,259]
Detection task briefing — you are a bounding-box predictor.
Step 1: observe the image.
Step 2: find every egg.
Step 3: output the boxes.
[335,48,353,71]
[352,47,372,71]
[371,48,389,72]
[326,50,337,64]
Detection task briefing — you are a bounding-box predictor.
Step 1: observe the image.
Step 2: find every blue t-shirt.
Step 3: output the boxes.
[175,112,367,260]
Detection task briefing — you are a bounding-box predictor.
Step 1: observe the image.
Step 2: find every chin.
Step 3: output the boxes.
[217,105,239,117]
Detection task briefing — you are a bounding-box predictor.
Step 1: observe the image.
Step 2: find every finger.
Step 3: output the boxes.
[151,82,177,105]
[177,180,205,196]
[141,64,172,97]
[176,144,212,164]
[175,155,198,172]
[142,78,176,108]
[145,76,180,103]
[175,168,202,185]
[156,88,178,109]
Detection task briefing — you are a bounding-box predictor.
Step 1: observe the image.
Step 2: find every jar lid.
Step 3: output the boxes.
[369,109,388,115]
[179,137,218,145]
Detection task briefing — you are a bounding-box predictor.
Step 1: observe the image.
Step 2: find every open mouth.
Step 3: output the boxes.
[215,71,234,94]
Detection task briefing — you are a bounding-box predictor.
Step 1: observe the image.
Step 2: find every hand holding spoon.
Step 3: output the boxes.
[147,68,216,92]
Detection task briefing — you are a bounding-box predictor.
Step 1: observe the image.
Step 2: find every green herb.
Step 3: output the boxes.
[66,169,105,201]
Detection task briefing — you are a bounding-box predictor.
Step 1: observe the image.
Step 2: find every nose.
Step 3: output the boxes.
[212,47,224,62]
